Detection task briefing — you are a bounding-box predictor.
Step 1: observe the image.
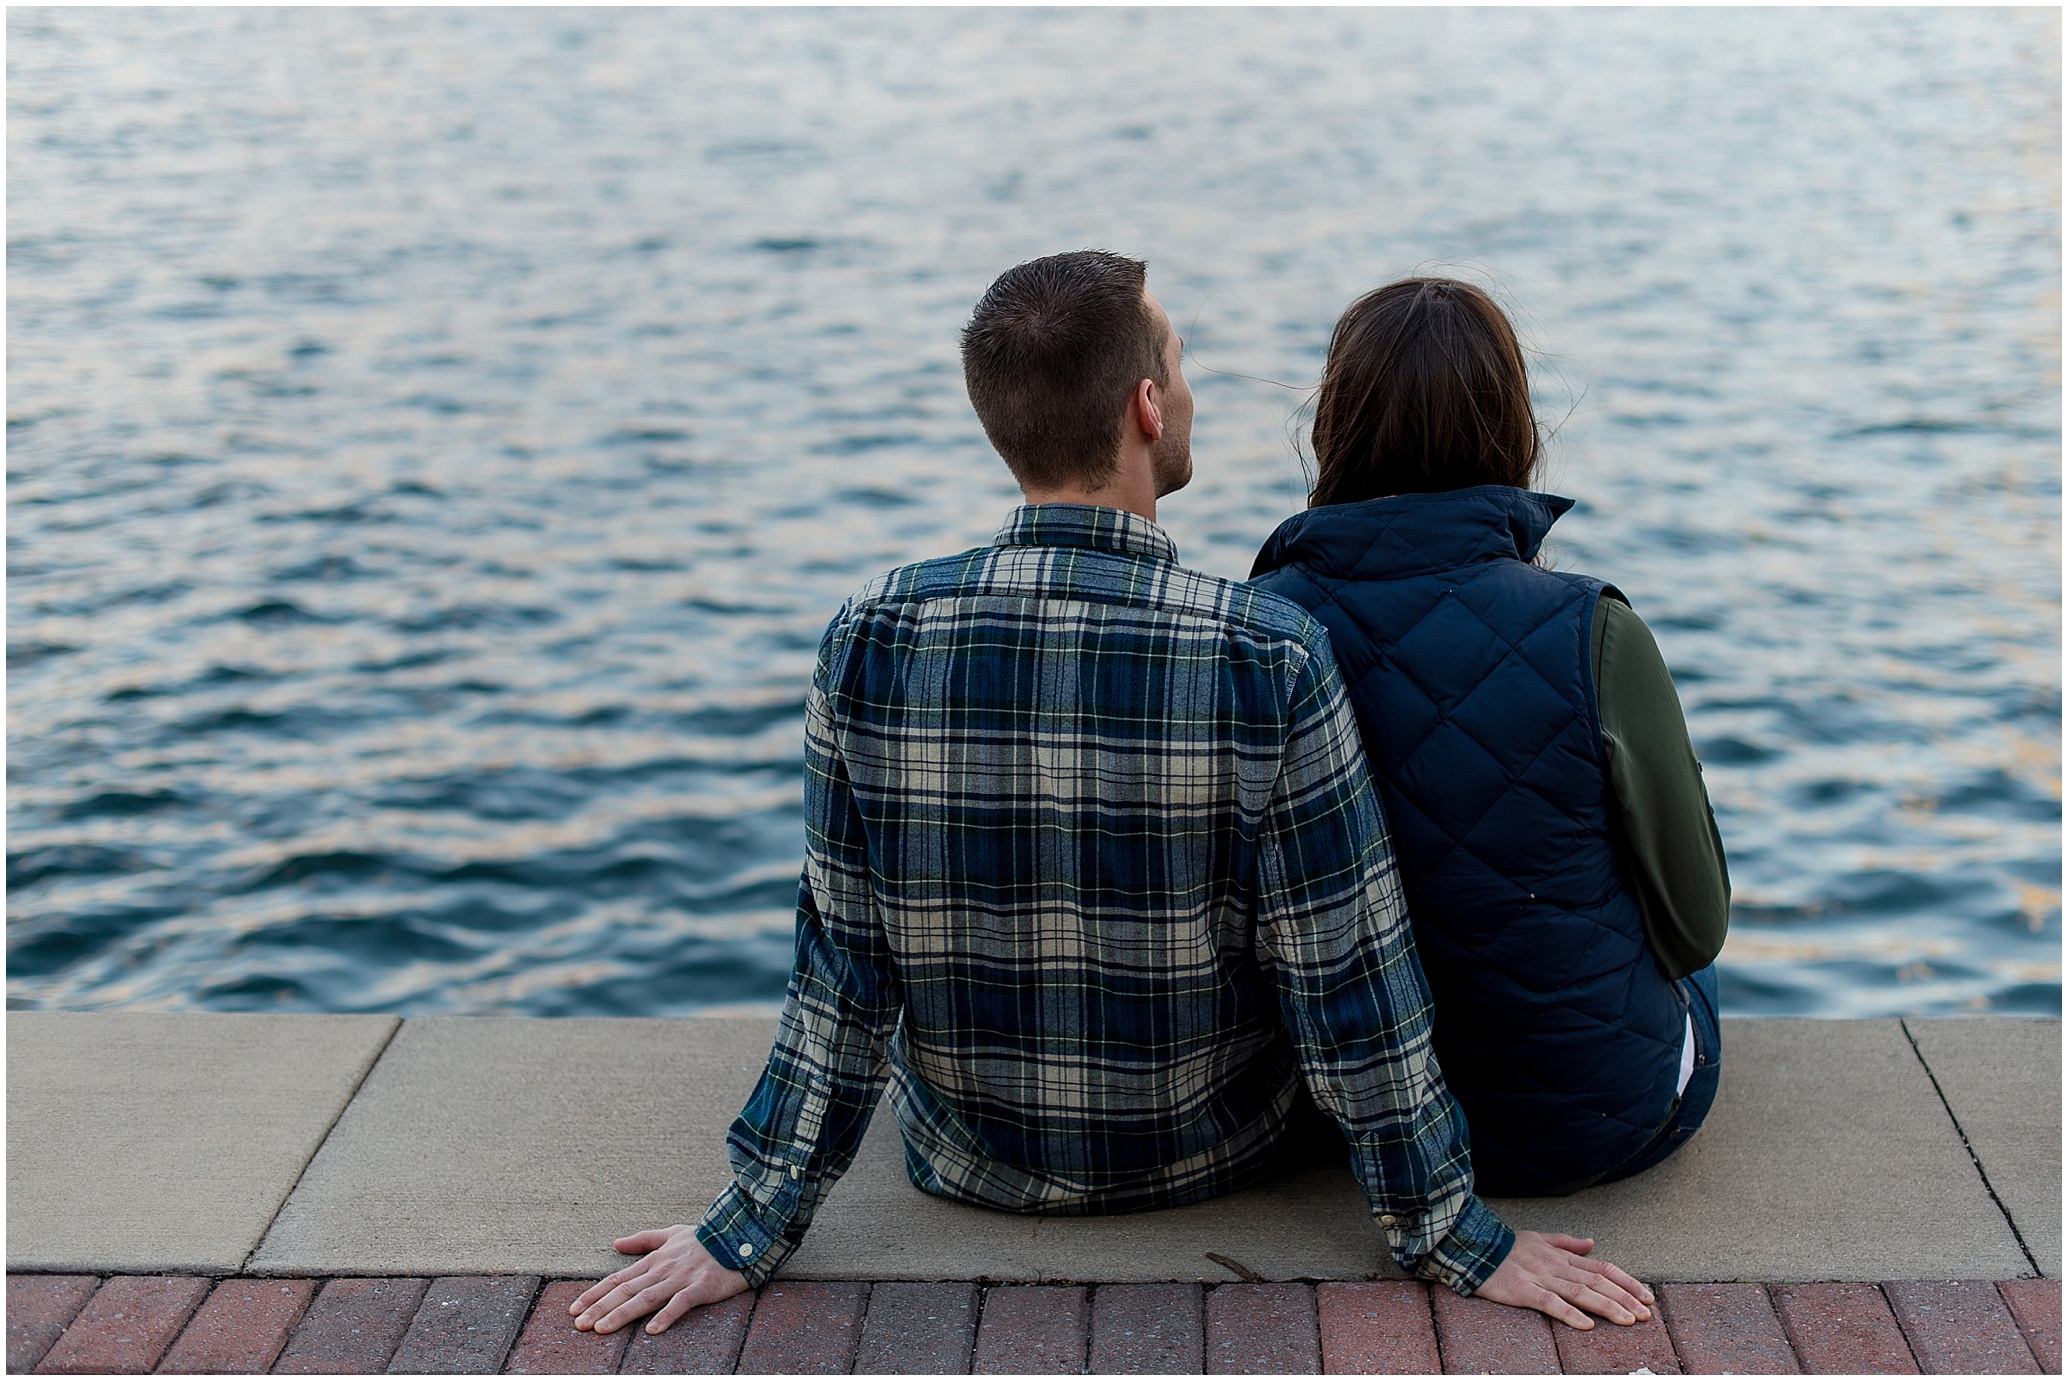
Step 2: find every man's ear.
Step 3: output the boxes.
[1134,377,1164,442]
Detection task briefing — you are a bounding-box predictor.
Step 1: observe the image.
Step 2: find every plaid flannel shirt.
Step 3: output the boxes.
[696,504,1514,1293]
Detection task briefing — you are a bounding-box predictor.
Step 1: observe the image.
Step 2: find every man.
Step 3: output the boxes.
[573,251,1652,1336]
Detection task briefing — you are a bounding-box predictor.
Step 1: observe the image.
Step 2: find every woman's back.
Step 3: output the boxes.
[1251,278,1728,1195]
[1251,485,1687,1193]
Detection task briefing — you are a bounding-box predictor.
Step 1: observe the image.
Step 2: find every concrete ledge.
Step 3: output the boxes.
[6,1013,2057,1283]
[1906,1017,2061,1277]
[247,1017,770,1278]
[782,1019,2047,1284]
[5,1013,398,1274]
[1488,1019,2041,1283]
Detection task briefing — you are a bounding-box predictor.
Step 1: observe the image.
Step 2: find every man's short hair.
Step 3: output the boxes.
[960,250,1169,490]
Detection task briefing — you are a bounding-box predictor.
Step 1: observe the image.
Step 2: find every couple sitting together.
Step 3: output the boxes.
[575,251,1730,1335]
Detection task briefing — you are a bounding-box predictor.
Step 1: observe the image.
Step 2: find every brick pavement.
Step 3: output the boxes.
[4,1278,96,1376]
[969,1284,1084,1374]
[1089,1283,1204,1375]
[270,1277,427,1374]
[386,1276,539,1376]
[28,1275,209,1375]
[735,1283,867,1375]
[1429,1288,1561,1374]
[1204,1283,1320,1374]
[1998,1277,2062,1373]
[1655,1282,1800,1375]
[849,1283,977,1375]
[156,1279,317,1374]
[1772,1281,1922,1374]
[5,1273,2057,1373]
[1316,1281,1439,1374]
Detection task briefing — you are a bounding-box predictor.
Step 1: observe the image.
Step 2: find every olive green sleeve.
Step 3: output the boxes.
[1591,594,1731,981]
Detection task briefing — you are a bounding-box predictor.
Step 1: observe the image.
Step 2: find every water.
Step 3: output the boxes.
[8,8,2058,1018]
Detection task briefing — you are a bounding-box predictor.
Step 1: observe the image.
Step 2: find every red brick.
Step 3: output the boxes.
[1429,1288,1560,1375]
[1207,1283,1319,1374]
[8,1276,100,1374]
[1658,1283,1799,1374]
[1772,1283,1919,1375]
[1553,1307,1679,1375]
[502,1281,634,1374]
[1317,1281,1438,1375]
[157,1278,315,1373]
[619,1292,755,1374]
[1883,1281,2039,1374]
[1090,1283,1204,1375]
[1997,1280,2061,1375]
[736,1282,868,1374]
[385,1275,539,1374]
[853,1282,978,1374]
[971,1285,1086,1375]
[272,1277,427,1374]
[32,1275,209,1374]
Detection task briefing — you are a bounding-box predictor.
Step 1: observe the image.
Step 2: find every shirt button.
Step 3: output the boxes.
[738,1242,756,1258]
[1378,1215,1398,1227]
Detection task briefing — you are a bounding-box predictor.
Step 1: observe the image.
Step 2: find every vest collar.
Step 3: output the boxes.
[1249,486,1573,581]
[994,504,1179,564]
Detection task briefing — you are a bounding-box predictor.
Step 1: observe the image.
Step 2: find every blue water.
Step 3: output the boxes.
[8,8,2059,1018]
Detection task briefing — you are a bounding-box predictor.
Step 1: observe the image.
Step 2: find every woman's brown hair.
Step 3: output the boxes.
[1308,278,1540,507]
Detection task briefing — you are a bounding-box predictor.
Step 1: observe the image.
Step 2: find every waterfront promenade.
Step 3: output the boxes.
[8,1012,2059,1372]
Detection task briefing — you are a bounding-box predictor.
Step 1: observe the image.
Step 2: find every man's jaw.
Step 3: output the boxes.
[1153,443,1194,499]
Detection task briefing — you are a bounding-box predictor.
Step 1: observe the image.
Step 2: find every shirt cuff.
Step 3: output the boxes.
[695,1183,794,1288]
[1406,1194,1515,1296]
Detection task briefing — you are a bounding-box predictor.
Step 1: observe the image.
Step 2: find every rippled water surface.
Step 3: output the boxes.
[9,8,2059,1017]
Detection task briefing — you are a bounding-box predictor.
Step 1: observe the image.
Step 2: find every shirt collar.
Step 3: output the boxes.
[992,504,1180,564]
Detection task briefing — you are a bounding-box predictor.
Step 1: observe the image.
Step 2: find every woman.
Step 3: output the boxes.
[1249,279,1729,1196]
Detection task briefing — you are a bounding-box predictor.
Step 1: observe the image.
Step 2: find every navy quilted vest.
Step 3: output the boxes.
[1249,486,1686,1194]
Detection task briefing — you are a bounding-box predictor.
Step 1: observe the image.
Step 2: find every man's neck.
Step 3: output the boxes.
[1018,473,1158,525]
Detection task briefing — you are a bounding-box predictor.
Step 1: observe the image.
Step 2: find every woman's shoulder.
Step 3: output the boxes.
[1591,593,1681,713]
[1244,561,1336,630]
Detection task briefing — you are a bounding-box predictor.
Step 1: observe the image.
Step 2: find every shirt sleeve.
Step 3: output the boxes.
[695,619,902,1286]
[1592,595,1732,981]
[1254,634,1515,1295]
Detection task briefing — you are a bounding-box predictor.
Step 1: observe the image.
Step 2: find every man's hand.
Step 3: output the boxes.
[571,1225,749,1335]
[1473,1230,1655,1329]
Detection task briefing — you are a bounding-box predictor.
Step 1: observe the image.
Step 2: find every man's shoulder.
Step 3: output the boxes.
[827,545,997,624]
[1165,563,1333,651]
[830,545,1331,652]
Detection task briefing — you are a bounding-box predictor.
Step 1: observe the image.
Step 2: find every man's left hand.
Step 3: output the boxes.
[571,1225,749,1335]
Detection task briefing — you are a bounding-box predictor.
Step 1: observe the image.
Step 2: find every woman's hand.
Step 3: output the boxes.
[571,1225,749,1335]
[1474,1230,1655,1329]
